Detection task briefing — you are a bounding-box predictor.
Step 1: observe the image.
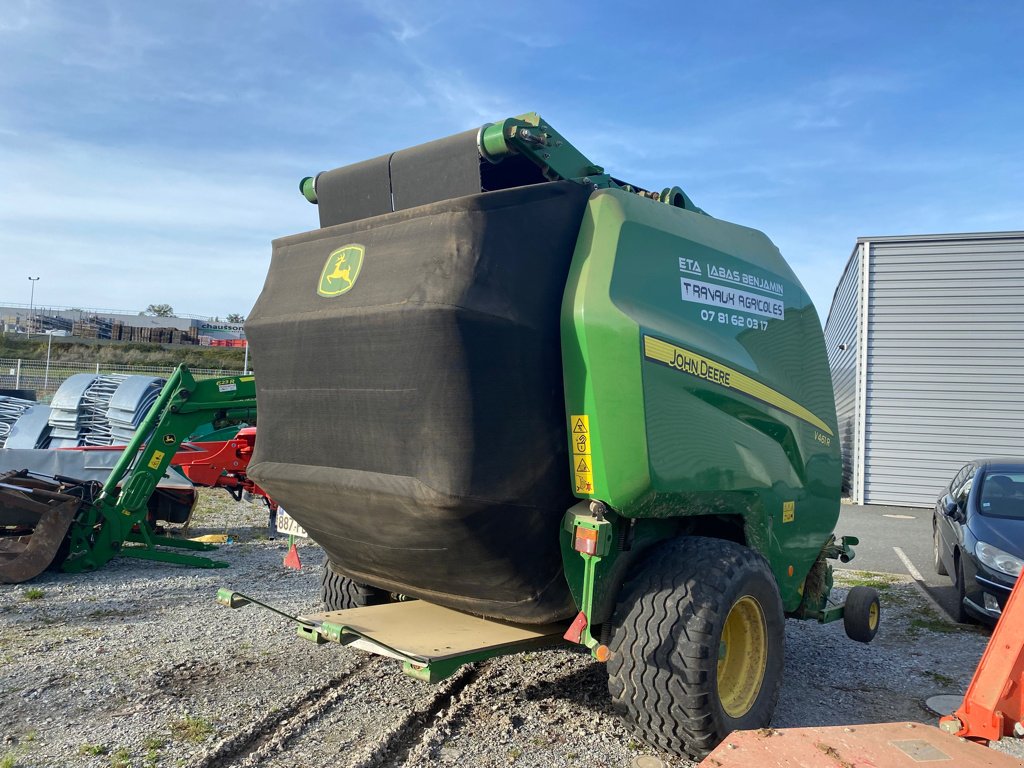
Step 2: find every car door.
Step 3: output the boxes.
[937,464,972,573]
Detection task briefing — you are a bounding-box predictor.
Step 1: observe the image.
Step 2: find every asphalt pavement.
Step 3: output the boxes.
[835,501,968,623]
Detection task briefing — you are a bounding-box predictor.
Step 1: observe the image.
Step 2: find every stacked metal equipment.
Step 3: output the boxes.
[0,397,40,448]
[78,375,128,446]
[2,404,52,449]
[45,374,166,447]
[106,376,165,444]
[47,374,103,447]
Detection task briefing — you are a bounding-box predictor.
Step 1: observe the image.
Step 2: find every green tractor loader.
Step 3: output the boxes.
[223,113,878,759]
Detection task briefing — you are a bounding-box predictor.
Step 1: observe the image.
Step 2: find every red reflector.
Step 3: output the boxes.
[574,526,598,555]
[564,611,588,643]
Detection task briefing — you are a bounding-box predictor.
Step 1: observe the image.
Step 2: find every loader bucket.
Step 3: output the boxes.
[0,472,81,584]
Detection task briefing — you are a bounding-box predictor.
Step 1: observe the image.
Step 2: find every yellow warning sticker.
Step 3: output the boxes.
[148,450,165,470]
[570,414,595,495]
[782,500,795,523]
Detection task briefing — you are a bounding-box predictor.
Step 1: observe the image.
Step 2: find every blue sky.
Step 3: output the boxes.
[0,1,1021,321]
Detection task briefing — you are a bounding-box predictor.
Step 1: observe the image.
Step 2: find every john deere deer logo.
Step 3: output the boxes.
[318,244,365,297]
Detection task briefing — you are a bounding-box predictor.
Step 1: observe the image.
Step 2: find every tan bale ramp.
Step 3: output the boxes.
[303,600,566,663]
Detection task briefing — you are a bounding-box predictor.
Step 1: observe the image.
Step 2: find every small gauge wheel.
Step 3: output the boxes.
[843,586,881,643]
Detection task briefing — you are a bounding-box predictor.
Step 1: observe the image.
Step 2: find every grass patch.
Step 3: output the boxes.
[78,743,110,756]
[0,751,16,768]
[923,669,958,687]
[508,747,523,760]
[143,734,166,767]
[142,736,166,751]
[109,747,131,768]
[909,616,960,634]
[170,715,214,743]
[23,588,45,601]
[836,572,902,591]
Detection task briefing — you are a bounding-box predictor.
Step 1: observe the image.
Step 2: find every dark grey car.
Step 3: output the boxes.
[933,458,1024,624]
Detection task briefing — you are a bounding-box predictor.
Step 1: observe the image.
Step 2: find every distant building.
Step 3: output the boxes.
[824,231,1024,507]
[0,305,245,345]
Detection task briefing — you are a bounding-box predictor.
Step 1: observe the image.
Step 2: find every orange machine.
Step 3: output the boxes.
[940,571,1024,742]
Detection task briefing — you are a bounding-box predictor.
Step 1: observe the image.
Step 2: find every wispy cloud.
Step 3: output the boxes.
[0,0,1020,324]
[0,0,53,33]
[0,133,313,316]
[355,0,444,43]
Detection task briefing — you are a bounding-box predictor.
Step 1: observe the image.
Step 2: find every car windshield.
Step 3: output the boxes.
[978,471,1024,519]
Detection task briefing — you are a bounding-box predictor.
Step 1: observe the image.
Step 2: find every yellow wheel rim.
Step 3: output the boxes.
[717,595,768,719]
[868,601,879,631]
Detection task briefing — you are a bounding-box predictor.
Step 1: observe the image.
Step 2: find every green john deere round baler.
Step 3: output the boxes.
[244,113,876,758]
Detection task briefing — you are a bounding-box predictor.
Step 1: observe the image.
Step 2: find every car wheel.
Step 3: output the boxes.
[953,556,971,624]
[933,524,947,576]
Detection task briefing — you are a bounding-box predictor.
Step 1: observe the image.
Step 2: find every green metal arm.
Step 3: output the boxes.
[62,366,257,573]
[477,112,705,214]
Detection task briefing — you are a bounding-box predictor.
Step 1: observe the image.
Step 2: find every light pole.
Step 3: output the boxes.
[44,330,53,391]
[27,276,39,338]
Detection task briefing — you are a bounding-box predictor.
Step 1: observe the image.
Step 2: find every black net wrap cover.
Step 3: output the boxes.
[247,181,591,624]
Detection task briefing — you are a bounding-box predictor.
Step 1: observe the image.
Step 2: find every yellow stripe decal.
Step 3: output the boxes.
[643,335,834,437]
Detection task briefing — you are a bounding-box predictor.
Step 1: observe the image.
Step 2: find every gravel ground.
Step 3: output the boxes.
[2,489,1023,767]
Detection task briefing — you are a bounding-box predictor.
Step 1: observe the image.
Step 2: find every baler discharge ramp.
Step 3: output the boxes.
[218,590,566,683]
[0,471,82,583]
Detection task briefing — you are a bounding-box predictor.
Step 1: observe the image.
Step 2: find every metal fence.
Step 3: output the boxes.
[0,358,246,402]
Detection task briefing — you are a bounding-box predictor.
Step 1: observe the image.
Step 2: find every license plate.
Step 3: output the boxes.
[275,508,308,538]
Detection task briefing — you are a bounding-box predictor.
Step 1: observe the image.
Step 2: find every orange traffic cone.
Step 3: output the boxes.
[283,535,301,570]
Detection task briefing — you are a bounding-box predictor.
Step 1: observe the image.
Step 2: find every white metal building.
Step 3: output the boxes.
[823,231,1024,507]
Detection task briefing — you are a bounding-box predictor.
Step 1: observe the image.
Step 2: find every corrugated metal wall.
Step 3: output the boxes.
[862,233,1024,506]
[824,248,860,496]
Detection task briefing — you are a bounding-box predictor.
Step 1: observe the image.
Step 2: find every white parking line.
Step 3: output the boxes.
[893,546,957,624]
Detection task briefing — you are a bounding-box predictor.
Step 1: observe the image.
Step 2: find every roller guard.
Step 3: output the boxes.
[246,181,591,623]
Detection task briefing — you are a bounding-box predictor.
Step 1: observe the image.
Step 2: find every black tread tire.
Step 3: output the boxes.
[843,585,880,643]
[953,557,972,624]
[933,524,947,576]
[320,564,391,611]
[606,536,784,760]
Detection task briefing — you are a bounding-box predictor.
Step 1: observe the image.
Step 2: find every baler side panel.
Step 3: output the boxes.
[560,194,652,510]
[561,190,841,611]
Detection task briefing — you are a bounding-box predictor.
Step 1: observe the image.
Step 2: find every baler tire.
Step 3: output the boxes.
[320,565,392,611]
[605,536,784,760]
[842,585,880,643]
